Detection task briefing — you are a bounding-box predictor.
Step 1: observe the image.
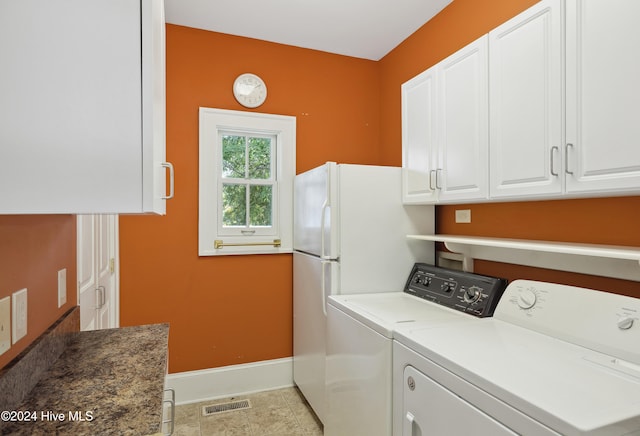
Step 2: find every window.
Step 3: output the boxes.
[199,108,295,256]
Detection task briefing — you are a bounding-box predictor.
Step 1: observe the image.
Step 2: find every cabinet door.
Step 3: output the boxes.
[402,66,438,204]
[565,0,640,195]
[0,0,168,214]
[489,0,563,199]
[436,35,489,203]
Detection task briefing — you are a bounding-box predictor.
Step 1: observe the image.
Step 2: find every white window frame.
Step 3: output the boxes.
[199,107,295,256]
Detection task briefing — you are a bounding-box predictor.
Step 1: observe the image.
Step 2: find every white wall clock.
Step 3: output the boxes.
[233,73,267,108]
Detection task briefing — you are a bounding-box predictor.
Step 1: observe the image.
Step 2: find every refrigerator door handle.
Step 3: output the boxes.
[320,260,328,316]
[320,199,330,260]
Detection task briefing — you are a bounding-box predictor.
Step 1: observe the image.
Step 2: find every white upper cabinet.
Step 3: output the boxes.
[436,35,489,203]
[402,66,438,204]
[489,0,563,199]
[403,0,640,204]
[401,36,489,204]
[565,0,640,195]
[0,0,172,214]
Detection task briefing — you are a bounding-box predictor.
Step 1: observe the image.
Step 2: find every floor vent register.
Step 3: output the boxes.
[202,399,252,416]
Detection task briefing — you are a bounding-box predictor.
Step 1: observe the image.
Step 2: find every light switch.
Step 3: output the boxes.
[58,268,67,308]
[0,296,10,356]
[12,288,27,344]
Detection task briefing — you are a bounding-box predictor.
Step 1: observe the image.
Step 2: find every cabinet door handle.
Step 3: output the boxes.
[435,168,443,190]
[429,170,436,190]
[161,162,175,200]
[550,146,559,176]
[565,144,574,175]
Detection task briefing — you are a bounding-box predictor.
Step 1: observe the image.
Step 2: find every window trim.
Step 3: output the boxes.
[199,107,296,256]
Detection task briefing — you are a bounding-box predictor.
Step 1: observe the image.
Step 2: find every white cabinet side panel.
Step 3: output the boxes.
[337,165,434,294]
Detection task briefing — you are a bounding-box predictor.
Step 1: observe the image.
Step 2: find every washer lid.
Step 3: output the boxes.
[394,319,640,435]
[328,292,468,338]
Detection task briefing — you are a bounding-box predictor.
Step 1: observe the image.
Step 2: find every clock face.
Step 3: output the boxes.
[233,73,267,108]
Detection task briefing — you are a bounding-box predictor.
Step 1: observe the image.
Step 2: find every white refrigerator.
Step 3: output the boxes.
[292,162,434,423]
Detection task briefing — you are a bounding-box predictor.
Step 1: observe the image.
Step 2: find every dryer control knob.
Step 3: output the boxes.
[617,316,634,330]
[517,289,537,310]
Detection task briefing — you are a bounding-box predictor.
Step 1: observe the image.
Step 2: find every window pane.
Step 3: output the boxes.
[222,184,246,226]
[248,137,272,179]
[249,185,272,227]
[222,135,246,178]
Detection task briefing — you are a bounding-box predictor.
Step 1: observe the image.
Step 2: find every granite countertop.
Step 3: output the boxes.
[1,323,169,436]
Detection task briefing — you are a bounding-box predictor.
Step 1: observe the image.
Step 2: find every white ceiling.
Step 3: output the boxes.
[164,0,453,61]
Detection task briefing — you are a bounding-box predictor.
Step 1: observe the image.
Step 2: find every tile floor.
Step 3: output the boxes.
[172,387,324,435]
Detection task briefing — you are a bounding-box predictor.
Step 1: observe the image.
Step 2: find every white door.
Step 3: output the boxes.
[77,215,118,331]
[489,0,563,199]
[401,65,438,204]
[565,0,640,195]
[402,365,517,435]
[436,35,489,203]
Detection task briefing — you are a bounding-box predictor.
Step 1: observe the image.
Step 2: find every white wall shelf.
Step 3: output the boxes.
[408,234,640,281]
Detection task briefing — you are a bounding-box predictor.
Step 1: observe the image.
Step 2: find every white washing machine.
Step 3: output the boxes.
[325,264,507,436]
[393,280,640,436]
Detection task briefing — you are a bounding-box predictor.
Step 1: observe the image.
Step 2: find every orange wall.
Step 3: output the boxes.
[119,25,381,373]
[0,215,77,369]
[378,0,640,296]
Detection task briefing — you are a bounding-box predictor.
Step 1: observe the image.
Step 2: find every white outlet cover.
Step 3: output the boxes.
[455,209,472,224]
[58,268,67,308]
[12,288,27,344]
[0,296,10,356]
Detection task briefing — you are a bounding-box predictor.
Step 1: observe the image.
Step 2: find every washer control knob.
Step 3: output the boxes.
[463,286,481,303]
[617,316,635,330]
[517,289,537,310]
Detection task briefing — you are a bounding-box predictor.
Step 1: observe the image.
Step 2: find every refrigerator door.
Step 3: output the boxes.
[293,251,337,423]
[337,164,434,293]
[293,162,339,259]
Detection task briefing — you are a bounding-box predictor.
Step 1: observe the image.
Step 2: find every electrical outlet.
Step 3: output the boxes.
[0,296,10,356]
[12,288,27,344]
[58,268,67,308]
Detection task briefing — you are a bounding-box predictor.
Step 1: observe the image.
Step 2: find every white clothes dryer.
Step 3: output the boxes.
[393,280,640,436]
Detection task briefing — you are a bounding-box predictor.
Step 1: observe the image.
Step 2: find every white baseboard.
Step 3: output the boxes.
[165,357,294,405]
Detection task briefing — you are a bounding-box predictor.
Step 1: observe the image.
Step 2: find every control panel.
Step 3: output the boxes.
[494,279,640,364]
[403,263,508,317]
